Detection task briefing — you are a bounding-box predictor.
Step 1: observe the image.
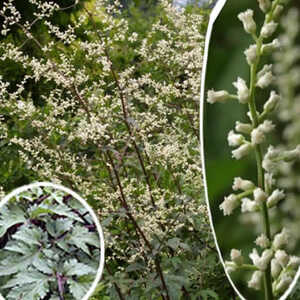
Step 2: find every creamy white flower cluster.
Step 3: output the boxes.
[225,229,300,295]
[219,177,287,216]
[272,8,300,255]
[208,0,300,297]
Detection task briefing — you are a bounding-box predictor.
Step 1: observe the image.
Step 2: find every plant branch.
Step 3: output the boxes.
[248,36,273,300]
[84,7,156,208]
[106,150,170,300]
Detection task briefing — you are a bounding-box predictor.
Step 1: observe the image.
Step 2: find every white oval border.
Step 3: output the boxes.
[0,181,105,300]
[199,1,300,299]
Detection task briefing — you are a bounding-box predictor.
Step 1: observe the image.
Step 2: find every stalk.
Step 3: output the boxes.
[248,38,273,300]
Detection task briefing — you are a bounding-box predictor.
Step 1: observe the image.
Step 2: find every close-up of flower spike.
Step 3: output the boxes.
[207,0,300,299]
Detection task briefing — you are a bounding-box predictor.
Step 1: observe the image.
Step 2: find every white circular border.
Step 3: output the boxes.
[0,181,105,300]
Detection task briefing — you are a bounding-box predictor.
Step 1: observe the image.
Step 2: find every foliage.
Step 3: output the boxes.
[0,186,101,300]
[0,0,232,299]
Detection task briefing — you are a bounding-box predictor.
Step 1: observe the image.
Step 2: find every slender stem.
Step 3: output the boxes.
[237,189,255,200]
[238,264,260,271]
[84,7,156,208]
[248,38,273,300]
[106,151,170,300]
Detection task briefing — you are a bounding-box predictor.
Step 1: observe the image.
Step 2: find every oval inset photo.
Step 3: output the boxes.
[201,0,300,299]
[0,182,104,300]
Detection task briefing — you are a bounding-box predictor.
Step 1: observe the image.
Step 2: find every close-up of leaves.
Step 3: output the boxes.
[0,186,101,300]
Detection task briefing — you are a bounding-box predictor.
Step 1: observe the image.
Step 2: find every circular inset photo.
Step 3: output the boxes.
[0,182,104,300]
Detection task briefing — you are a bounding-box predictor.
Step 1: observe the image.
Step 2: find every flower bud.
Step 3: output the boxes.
[253,188,268,204]
[225,261,237,273]
[263,146,280,172]
[273,228,289,250]
[287,256,300,269]
[235,121,252,134]
[232,143,252,160]
[227,130,244,147]
[264,91,280,112]
[283,146,300,162]
[207,90,230,104]
[257,0,271,13]
[244,44,258,65]
[271,258,282,278]
[262,39,280,55]
[238,9,257,35]
[250,121,274,145]
[267,189,285,208]
[231,249,244,265]
[256,65,273,88]
[233,77,250,103]
[257,65,272,82]
[265,173,276,190]
[275,250,289,267]
[248,271,263,290]
[255,234,270,249]
[251,127,265,145]
[250,248,272,271]
[241,198,259,213]
[260,120,275,133]
[261,249,274,267]
[219,194,239,216]
[257,71,273,89]
[261,21,278,39]
[233,177,255,191]
[274,274,293,294]
[273,5,284,20]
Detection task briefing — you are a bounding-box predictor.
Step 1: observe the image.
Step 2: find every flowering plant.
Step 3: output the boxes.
[0,0,232,298]
[207,0,300,299]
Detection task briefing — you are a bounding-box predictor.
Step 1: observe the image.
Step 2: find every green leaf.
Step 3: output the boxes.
[48,189,65,205]
[2,269,50,288]
[126,262,145,272]
[167,237,181,250]
[4,240,33,255]
[31,187,44,198]
[63,259,96,277]
[5,272,50,300]
[16,191,34,201]
[42,248,60,261]
[29,206,53,218]
[46,219,73,238]
[12,224,43,246]
[0,204,26,238]
[199,289,219,300]
[0,252,38,276]
[57,239,71,252]
[32,253,53,275]
[39,203,83,223]
[67,225,100,255]
[68,279,91,300]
